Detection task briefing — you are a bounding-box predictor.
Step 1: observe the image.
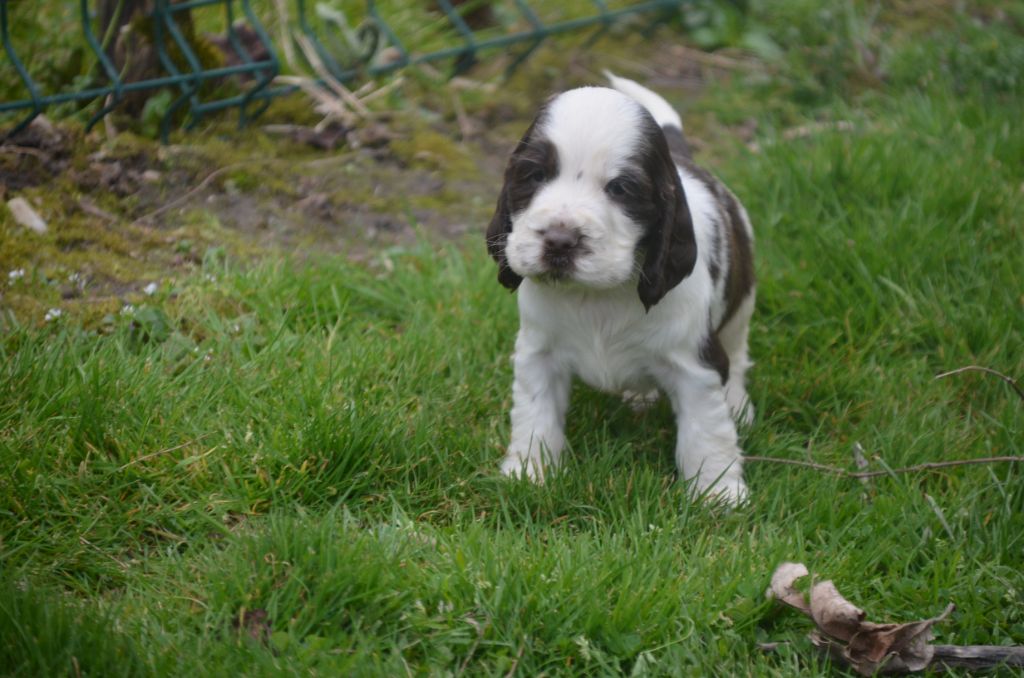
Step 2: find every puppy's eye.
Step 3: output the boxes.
[605,178,630,197]
[528,168,547,184]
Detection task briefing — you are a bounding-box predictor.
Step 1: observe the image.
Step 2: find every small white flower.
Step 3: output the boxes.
[205,274,217,283]
[143,281,159,296]
[121,304,136,316]
[8,269,25,282]
[44,308,62,322]
[68,272,82,283]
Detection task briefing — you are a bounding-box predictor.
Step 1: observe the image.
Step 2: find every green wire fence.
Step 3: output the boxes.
[1,0,688,142]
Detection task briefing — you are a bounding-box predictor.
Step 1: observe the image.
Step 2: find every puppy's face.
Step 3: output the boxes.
[487,87,697,309]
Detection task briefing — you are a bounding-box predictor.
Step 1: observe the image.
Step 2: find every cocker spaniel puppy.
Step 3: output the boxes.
[486,73,755,504]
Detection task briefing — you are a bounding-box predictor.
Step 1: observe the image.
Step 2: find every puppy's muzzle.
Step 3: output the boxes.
[540,224,583,275]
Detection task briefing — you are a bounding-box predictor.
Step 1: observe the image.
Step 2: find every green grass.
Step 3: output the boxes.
[2,3,1024,676]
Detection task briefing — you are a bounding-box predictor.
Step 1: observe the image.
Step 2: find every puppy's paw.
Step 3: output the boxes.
[706,477,749,507]
[500,453,546,483]
[691,475,748,508]
[622,388,660,413]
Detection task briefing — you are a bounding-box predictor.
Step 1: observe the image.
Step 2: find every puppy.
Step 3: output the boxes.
[486,73,755,504]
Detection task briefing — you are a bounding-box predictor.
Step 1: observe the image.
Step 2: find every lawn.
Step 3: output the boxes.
[1,2,1023,676]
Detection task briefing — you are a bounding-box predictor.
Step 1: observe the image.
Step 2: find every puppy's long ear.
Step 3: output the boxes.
[486,179,522,291]
[636,119,697,311]
[486,107,552,291]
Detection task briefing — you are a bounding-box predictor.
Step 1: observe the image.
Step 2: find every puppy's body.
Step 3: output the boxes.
[487,75,754,503]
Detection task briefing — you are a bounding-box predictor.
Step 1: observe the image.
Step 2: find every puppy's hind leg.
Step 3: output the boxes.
[658,360,748,506]
[621,388,660,413]
[717,293,755,427]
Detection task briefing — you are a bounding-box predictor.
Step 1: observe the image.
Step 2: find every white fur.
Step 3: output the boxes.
[498,76,754,505]
[603,70,683,131]
[505,88,647,289]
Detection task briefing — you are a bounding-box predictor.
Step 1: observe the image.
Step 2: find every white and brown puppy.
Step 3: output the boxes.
[486,73,755,504]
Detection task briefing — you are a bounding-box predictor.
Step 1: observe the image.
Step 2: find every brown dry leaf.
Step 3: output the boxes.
[810,580,866,641]
[843,603,956,674]
[766,561,811,614]
[769,562,957,675]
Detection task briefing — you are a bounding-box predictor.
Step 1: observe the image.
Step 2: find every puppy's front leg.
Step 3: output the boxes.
[659,359,748,505]
[501,333,571,483]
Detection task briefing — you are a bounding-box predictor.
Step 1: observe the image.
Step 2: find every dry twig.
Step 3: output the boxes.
[750,363,1022,478]
[0,145,49,159]
[269,12,401,134]
[934,365,1024,402]
[455,617,488,677]
[744,455,1024,479]
[748,121,856,153]
[272,0,297,69]
[77,197,117,222]
[359,76,404,105]
[503,643,526,678]
[451,91,479,139]
[117,434,213,470]
[132,162,271,224]
[294,32,370,118]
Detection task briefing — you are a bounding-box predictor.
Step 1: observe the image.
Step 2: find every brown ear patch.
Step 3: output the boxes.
[675,155,755,329]
[485,105,557,290]
[486,187,524,290]
[626,114,698,311]
[718,191,755,329]
[662,123,693,162]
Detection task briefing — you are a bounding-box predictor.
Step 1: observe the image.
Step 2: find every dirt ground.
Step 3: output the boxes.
[0,37,724,324]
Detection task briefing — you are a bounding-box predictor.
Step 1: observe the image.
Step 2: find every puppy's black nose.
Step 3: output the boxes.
[541,225,582,275]
[542,225,581,254]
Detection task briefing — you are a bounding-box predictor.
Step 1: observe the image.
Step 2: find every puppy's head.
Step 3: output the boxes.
[486,86,696,310]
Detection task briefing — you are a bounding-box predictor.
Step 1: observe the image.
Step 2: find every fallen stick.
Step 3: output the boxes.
[811,634,1024,673]
[935,365,1024,402]
[132,161,272,224]
[748,364,1022,478]
[744,455,1024,479]
[930,644,1024,670]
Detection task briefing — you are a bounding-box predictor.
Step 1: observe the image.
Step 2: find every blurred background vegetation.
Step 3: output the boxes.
[2,1,1023,138]
[2,1,1023,327]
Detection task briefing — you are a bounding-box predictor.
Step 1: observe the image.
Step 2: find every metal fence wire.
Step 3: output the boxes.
[1,0,688,142]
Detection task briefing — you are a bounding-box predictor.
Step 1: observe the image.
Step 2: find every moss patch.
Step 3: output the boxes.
[1,22,768,329]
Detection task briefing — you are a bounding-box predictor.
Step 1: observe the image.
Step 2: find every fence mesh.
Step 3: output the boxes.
[1,0,688,142]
